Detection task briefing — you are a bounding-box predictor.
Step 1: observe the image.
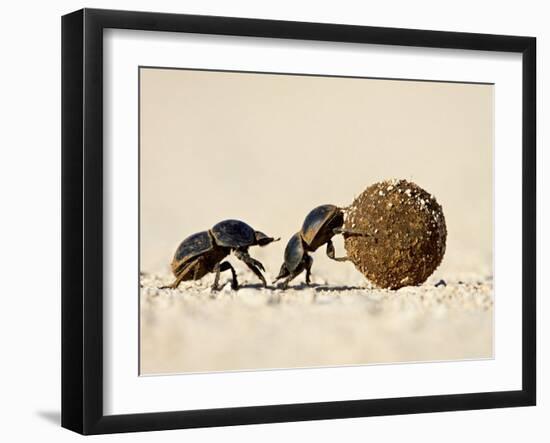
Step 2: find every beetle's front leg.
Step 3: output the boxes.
[234,249,267,287]
[333,227,371,237]
[326,239,350,262]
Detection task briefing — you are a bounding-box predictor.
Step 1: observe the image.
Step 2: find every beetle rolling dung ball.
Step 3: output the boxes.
[344,180,447,289]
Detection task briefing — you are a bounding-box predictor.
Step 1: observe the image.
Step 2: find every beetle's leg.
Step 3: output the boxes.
[221,261,239,290]
[278,256,309,289]
[212,262,222,291]
[212,261,239,291]
[273,263,290,284]
[326,239,350,262]
[304,254,313,285]
[159,260,198,289]
[275,255,311,289]
[333,227,371,237]
[192,262,202,284]
[236,250,265,272]
[281,267,304,289]
[281,276,292,289]
[234,249,267,287]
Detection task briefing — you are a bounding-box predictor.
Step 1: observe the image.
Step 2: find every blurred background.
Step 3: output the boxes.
[140,68,493,279]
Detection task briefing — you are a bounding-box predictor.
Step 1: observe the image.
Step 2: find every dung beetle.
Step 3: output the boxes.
[273,204,368,289]
[161,219,279,291]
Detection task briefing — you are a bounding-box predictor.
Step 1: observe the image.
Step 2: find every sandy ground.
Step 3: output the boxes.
[140,262,493,375]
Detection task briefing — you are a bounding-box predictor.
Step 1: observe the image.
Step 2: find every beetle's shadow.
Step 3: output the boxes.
[237,282,366,292]
[238,283,270,290]
[314,285,366,292]
[278,282,366,292]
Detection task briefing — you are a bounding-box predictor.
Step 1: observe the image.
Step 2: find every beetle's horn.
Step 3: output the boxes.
[255,231,280,246]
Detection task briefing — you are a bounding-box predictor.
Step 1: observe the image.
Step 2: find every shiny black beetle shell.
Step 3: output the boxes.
[171,230,231,277]
[173,231,215,264]
[284,232,306,272]
[211,219,256,248]
[172,220,256,267]
[301,204,344,251]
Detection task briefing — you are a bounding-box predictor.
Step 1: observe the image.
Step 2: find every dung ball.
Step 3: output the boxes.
[344,179,446,289]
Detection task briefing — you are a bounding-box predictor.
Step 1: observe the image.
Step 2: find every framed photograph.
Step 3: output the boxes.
[61,8,536,435]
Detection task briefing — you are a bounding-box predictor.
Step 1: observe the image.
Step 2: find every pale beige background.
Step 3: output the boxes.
[139,68,494,374]
[140,68,493,276]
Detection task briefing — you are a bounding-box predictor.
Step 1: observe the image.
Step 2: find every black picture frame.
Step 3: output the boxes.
[62,8,536,435]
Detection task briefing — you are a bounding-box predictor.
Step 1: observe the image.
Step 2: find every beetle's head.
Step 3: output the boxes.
[254,231,280,247]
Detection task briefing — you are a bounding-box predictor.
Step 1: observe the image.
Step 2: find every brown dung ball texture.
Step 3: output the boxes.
[344,179,447,289]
